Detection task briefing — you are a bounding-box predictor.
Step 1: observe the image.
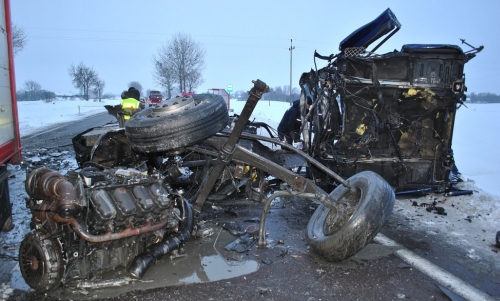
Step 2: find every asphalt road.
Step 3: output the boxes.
[5,114,500,301]
[9,196,500,301]
[21,112,116,150]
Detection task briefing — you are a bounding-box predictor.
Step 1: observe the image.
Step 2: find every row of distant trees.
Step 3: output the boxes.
[15,79,117,102]
[16,80,55,101]
[468,92,500,103]
[237,90,500,104]
[16,80,304,103]
[15,64,107,102]
[17,81,500,104]
[263,86,300,102]
[231,86,301,103]
[257,90,500,104]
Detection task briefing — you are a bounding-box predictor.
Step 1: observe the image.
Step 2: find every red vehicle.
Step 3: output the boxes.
[149,90,163,105]
[180,91,195,97]
[0,0,22,232]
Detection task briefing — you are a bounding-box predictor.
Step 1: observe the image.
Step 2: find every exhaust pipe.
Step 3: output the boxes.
[127,198,194,279]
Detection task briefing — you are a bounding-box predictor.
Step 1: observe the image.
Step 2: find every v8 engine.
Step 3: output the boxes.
[19,165,193,292]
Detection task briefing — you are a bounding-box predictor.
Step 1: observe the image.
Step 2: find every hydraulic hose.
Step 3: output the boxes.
[127,198,194,279]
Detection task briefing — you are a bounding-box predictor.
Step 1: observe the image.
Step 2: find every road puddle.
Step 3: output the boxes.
[40,224,259,300]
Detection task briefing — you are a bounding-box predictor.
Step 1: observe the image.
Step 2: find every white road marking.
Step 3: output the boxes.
[374,233,496,301]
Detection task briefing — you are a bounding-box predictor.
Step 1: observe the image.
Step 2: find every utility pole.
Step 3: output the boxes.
[289,39,295,105]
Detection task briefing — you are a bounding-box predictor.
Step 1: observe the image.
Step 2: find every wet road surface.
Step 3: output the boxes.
[5,194,499,301]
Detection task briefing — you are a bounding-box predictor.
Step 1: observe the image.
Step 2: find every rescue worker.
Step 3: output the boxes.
[277,98,311,145]
[120,87,140,121]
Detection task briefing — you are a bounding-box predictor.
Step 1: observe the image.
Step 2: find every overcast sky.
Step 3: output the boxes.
[10,0,498,96]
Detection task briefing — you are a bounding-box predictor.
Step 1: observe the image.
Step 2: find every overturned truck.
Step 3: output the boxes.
[18,8,480,292]
[299,8,482,193]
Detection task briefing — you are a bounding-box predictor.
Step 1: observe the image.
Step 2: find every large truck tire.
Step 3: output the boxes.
[307,171,395,261]
[125,94,229,153]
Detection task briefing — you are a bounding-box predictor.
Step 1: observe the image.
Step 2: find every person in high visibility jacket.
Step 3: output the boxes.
[121,87,140,120]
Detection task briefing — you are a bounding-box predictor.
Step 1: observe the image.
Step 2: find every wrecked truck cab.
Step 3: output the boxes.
[335,44,467,188]
[300,8,482,193]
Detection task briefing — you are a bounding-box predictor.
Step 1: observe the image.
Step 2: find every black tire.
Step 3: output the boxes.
[19,231,65,292]
[125,94,229,153]
[307,171,395,261]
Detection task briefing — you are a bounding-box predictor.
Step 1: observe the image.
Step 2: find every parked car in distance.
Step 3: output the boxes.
[180,91,195,97]
[149,91,163,105]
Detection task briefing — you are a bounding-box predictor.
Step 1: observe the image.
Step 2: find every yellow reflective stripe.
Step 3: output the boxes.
[121,98,140,109]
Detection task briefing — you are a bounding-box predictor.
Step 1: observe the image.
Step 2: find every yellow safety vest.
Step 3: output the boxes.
[121,98,140,120]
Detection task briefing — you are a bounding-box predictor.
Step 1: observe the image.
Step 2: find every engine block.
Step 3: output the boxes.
[20,165,190,291]
[78,167,176,233]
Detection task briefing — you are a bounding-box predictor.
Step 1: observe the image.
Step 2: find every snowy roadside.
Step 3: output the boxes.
[392,179,500,261]
[17,98,119,137]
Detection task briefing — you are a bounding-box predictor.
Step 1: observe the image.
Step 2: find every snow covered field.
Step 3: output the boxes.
[17,98,121,137]
[453,103,500,198]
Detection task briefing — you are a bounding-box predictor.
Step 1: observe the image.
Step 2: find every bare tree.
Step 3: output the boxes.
[68,62,98,101]
[12,24,27,56]
[153,33,205,95]
[152,57,175,98]
[24,80,41,92]
[128,81,143,95]
[186,69,203,92]
[92,78,105,102]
